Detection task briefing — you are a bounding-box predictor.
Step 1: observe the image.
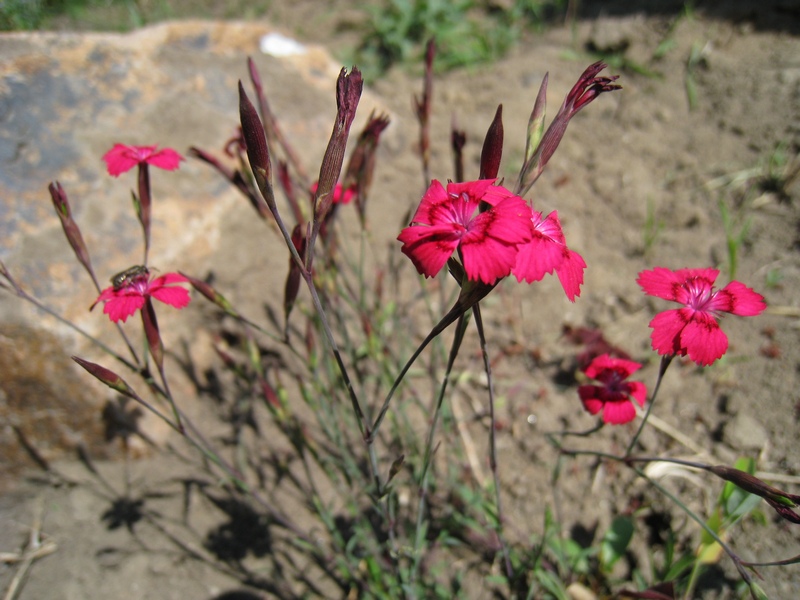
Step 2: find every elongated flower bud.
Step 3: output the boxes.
[313,67,363,226]
[708,465,800,524]
[238,81,275,212]
[284,224,306,335]
[49,182,97,285]
[480,104,504,180]
[343,112,390,226]
[137,161,152,262]
[451,118,466,183]
[524,73,548,167]
[189,146,262,215]
[72,356,136,397]
[517,62,620,196]
[181,272,239,317]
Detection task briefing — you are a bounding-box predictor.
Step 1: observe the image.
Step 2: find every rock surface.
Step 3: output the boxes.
[0,21,388,483]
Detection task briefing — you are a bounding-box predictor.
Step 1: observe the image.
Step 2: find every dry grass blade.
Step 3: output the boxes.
[2,498,57,600]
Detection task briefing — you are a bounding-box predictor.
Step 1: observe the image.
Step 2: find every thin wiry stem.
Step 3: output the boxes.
[625,354,673,456]
[473,304,513,582]
[262,193,373,482]
[369,297,469,443]
[410,311,470,588]
[0,268,138,373]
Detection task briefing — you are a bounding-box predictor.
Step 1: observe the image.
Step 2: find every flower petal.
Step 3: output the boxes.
[145,147,184,171]
[637,267,719,303]
[460,231,519,284]
[446,179,496,204]
[512,210,584,299]
[102,144,140,177]
[151,273,189,286]
[649,309,688,357]
[460,196,532,284]
[602,400,637,425]
[408,180,450,225]
[714,281,767,316]
[150,285,191,309]
[626,381,647,407]
[398,224,460,278]
[585,354,641,379]
[513,235,561,283]
[680,312,728,366]
[578,386,604,416]
[482,195,532,244]
[555,248,586,302]
[103,295,146,322]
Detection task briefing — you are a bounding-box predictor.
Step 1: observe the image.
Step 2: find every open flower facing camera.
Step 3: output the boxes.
[637,267,766,366]
[397,178,532,285]
[578,354,647,425]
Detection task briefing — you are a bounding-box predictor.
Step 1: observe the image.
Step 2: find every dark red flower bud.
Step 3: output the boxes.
[709,465,800,525]
[313,67,363,229]
[72,356,136,397]
[238,81,275,211]
[451,118,466,183]
[343,112,390,225]
[284,224,306,336]
[480,104,504,180]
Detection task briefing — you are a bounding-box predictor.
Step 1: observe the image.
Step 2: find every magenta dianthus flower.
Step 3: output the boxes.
[93,268,190,323]
[398,179,532,285]
[578,354,647,425]
[102,144,184,177]
[637,267,766,366]
[512,209,586,301]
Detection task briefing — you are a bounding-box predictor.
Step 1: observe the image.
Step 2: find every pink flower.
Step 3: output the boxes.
[512,209,586,301]
[311,181,355,205]
[637,267,766,366]
[578,354,647,425]
[102,144,184,177]
[93,267,191,323]
[398,179,532,285]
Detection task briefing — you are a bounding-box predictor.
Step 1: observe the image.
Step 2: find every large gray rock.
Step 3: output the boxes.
[0,21,388,484]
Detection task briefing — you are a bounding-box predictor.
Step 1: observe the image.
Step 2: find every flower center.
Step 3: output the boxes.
[603,370,626,393]
[684,277,716,312]
[448,191,478,229]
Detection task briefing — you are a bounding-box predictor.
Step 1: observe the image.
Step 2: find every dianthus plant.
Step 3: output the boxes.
[2,46,789,600]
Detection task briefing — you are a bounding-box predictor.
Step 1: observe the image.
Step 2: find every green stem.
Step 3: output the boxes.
[625,354,673,456]
[473,303,513,582]
[410,312,470,588]
[370,295,473,443]
[9,284,139,373]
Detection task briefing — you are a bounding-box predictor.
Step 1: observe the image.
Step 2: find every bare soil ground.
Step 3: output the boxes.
[1,1,799,599]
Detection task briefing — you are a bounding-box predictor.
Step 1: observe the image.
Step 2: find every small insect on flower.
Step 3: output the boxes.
[93,267,190,323]
[111,265,150,290]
